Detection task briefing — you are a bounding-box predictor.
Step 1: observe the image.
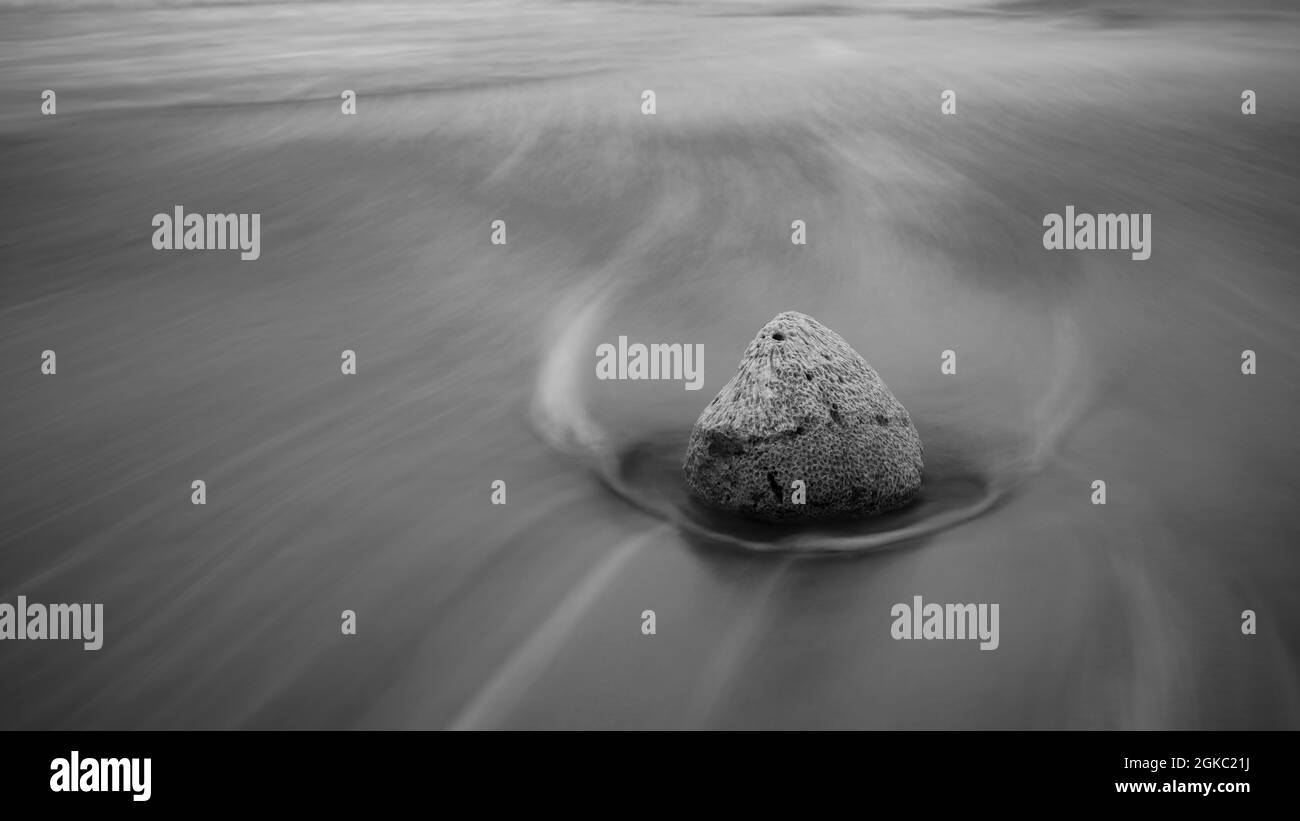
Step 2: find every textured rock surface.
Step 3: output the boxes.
[683,311,923,521]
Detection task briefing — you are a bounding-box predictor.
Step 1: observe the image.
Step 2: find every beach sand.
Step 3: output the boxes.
[1,0,1298,728]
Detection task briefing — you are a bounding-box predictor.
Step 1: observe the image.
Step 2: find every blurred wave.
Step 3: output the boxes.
[2,0,1299,729]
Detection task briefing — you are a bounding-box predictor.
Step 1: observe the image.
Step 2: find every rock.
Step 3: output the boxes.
[683,311,923,521]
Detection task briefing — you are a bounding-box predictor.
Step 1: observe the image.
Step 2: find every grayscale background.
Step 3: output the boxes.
[1,0,1298,729]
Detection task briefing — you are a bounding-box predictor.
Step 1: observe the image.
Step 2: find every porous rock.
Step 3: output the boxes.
[683,311,923,521]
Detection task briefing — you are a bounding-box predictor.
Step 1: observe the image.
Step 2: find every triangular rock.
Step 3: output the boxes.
[683,311,923,521]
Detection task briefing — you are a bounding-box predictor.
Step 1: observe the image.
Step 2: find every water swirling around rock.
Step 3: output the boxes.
[530,281,1093,554]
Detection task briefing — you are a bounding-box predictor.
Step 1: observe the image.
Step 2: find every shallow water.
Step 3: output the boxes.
[1,0,1299,729]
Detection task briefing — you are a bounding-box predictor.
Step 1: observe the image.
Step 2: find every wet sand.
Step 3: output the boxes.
[1,0,1298,728]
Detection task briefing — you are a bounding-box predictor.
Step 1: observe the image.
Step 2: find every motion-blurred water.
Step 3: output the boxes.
[2,0,1298,728]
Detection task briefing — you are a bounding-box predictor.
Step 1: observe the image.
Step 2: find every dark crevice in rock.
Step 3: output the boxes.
[766,471,783,502]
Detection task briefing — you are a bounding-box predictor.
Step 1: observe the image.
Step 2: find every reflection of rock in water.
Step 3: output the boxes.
[684,310,924,521]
